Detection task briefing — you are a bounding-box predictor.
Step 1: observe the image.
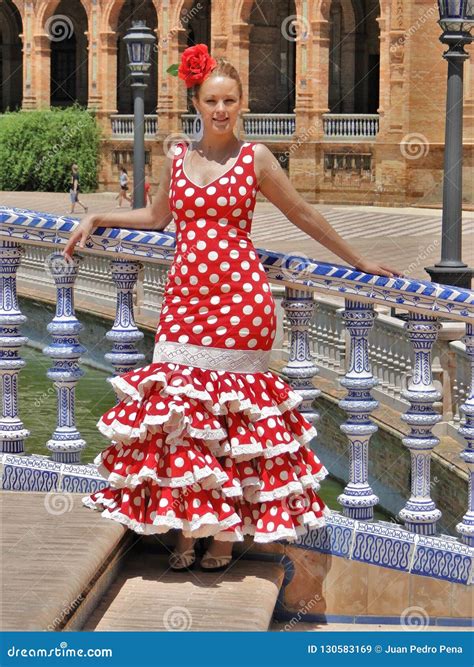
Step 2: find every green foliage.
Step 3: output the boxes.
[0,105,102,192]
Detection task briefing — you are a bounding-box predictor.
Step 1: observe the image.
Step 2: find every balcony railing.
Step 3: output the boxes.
[181,113,296,140]
[109,113,378,141]
[0,206,473,584]
[323,113,379,139]
[110,114,158,138]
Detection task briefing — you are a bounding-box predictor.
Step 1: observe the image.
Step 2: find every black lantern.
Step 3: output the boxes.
[437,1,474,34]
[123,20,156,210]
[425,2,473,287]
[123,20,155,78]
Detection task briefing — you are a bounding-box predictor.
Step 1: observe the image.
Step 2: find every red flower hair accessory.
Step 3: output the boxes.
[167,44,217,89]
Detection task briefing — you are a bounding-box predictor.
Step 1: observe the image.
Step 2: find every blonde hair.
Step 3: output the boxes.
[191,56,243,100]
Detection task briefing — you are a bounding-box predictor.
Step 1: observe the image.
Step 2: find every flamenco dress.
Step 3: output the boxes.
[82,140,331,543]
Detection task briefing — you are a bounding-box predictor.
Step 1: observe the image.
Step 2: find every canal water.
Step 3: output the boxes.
[19,345,395,523]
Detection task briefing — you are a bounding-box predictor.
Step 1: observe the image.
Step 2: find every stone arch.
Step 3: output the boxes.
[247,0,297,113]
[115,0,159,114]
[39,0,89,107]
[0,0,23,112]
[328,0,380,113]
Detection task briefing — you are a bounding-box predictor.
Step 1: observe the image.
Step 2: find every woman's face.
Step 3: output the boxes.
[192,75,242,137]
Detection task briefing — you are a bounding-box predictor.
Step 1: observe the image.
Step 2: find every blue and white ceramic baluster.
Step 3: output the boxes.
[338,299,379,520]
[43,252,86,463]
[106,260,145,401]
[281,287,320,426]
[456,323,474,546]
[399,314,442,535]
[0,242,30,454]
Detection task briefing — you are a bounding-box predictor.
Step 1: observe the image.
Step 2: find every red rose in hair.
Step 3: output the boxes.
[178,43,217,89]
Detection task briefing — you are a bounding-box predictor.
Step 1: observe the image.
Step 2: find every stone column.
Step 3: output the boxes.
[211,0,228,57]
[21,1,36,109]
[231,22,251,114]
[32,33,51,109]
[155,1,182,138]
[87,1,101,111]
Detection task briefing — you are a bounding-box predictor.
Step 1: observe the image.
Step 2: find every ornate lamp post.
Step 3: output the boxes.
[425,1,474,288]
[123,20,156,210]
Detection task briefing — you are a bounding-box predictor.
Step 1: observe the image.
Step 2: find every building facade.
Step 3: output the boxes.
[1,0,473,205]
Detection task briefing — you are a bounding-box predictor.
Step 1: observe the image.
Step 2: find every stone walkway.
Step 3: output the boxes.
[1,190,473,282]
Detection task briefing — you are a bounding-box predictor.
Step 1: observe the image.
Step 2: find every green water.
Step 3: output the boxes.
[17,346,393,522]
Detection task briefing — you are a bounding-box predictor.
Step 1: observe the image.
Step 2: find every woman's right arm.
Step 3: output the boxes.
[62,155,173,260]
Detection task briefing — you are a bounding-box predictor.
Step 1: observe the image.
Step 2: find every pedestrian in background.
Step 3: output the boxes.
[144,177,153,206]
[117,166,132,208]
[69,163,88,215]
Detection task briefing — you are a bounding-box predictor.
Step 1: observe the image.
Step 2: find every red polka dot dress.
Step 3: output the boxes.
[82,140,331,543]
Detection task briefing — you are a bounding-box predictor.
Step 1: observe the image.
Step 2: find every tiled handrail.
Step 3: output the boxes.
[0,207,473,580]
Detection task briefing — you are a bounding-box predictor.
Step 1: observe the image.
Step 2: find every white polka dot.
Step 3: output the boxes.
[184,187,195,197]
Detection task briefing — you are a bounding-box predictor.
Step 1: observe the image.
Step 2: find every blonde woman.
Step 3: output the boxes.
[63,45,401,572]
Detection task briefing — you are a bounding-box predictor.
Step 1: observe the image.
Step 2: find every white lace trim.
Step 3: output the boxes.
[82,495,242,537]
[153,340,272,373]
[212,505,333,542]
[82,493,331,541]
[94,456,230,491]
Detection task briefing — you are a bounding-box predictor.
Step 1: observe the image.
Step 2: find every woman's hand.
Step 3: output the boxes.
[353,258,405,278]
[62,214,97,261]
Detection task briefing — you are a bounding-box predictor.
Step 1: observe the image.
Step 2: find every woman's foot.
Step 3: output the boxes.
[168,535,196,571]
[200,539,234,571]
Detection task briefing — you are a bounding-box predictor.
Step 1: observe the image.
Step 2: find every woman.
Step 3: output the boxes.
[117,166,132,207]
[63,45,401,572]
[69,163,88,215]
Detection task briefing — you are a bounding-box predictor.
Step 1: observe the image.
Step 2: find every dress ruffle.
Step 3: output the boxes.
[82,361,331,543]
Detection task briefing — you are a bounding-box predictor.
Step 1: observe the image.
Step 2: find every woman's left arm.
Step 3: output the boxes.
[254,144,403,278]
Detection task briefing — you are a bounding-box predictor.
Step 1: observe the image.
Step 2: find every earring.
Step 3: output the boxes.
[193,111,203,141]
